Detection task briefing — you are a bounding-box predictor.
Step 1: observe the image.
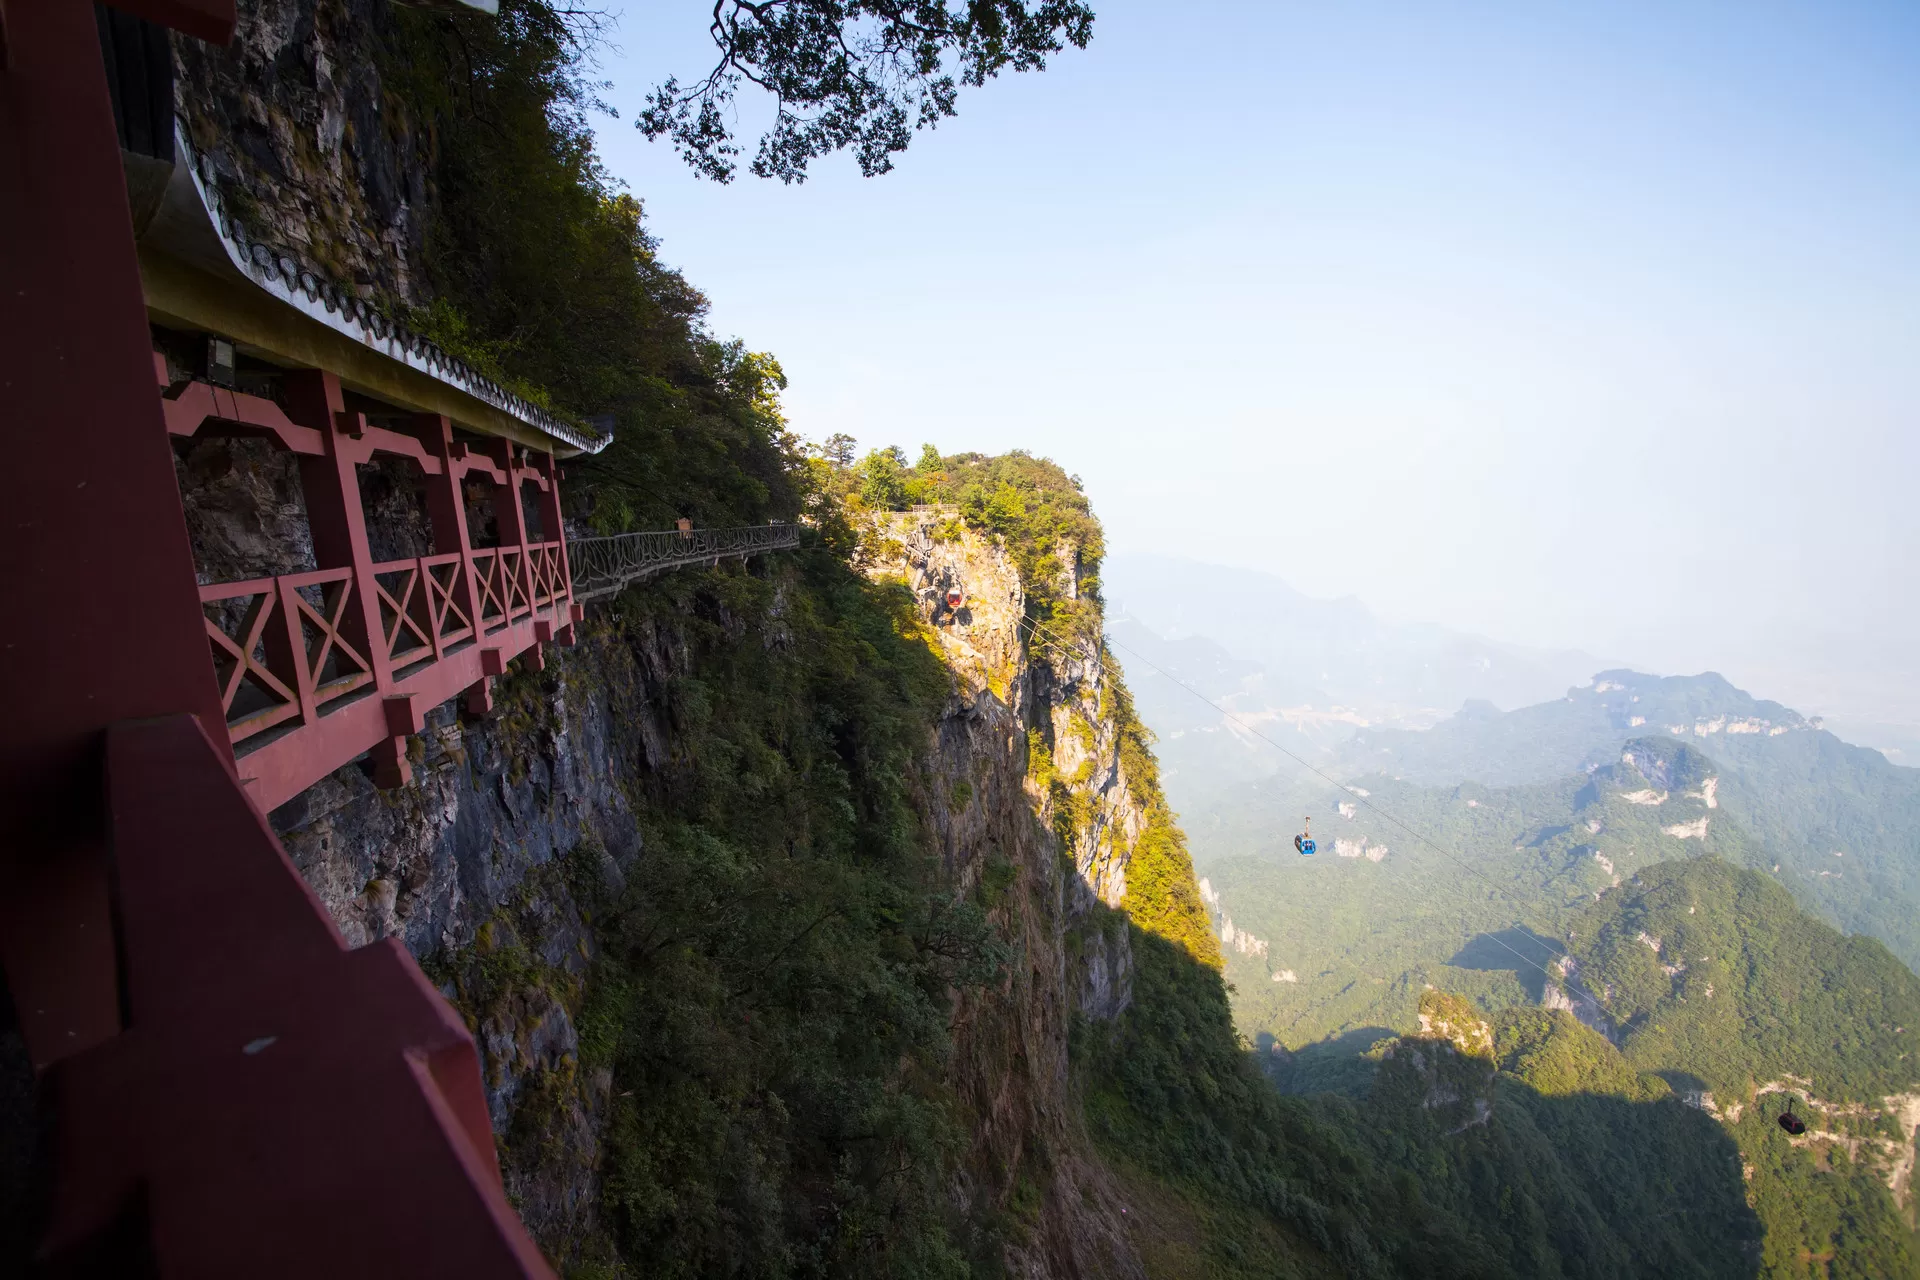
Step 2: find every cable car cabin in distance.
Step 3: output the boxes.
[1295,817,1316,856]
[946,586,964,609]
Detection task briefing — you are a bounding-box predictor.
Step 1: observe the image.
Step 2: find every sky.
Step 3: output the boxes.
[581,1,1920,726]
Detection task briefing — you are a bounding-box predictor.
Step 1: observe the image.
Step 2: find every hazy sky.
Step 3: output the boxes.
[585,2,1919,721]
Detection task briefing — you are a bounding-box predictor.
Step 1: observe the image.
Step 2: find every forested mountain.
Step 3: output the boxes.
[1196,736,1752,1051]
[1192,739,1920,1275]
[1332,671,1920,970]
[1561,861,1920,1274]
[1150,653,1920,974]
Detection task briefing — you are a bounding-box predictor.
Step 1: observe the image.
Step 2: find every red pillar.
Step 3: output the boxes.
[414,415,494,714]
[283,371,412,787]
[0,0,235,1069]
[487,440,543,670]
[531,452,577,643]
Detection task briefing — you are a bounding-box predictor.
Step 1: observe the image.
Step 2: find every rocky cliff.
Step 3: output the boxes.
[230,501,1179,1273]
[154,3,1219,1269]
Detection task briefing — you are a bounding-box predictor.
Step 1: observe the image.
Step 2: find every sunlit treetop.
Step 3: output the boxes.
[639,0,1096,182]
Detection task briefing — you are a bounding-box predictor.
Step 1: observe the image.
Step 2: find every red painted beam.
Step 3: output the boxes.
[0,0,233,1067]
[41,715,551,1276]
[161,378,328,454]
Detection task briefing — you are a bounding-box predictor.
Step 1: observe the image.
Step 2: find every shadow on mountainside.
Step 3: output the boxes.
[1478,1077,1763,1278]
[1256,1025,1398,1098]
[1447,925,1567,1001]
[1081,929,1762,1279]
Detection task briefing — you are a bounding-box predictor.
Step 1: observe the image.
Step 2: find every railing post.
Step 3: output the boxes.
[487,440,538,642]
[531,451,577,642]
[412,414,493,715]
[283,371,408,787]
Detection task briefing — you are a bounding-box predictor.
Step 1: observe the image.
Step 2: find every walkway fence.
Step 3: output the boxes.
[569,522,801,602]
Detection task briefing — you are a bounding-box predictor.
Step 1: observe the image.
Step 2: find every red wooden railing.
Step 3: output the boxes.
[166,368,582,812]
[2,1,558,1272]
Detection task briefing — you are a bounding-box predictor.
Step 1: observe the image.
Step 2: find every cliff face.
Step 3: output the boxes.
[866,509,1148,1276]
[233,508,1163,1273]
[174,0,429,302]
[866,509,1140,1014]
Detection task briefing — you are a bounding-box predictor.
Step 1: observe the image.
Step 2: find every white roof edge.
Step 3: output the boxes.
[158,123,611,455]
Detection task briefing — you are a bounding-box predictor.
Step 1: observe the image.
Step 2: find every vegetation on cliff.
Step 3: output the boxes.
[356,7,1919,1276]
[577,563,1006,1276]
[839,443,1218,967]
[384,0,801,533]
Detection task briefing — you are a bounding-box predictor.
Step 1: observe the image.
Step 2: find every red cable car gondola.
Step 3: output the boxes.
[946,587,964,609]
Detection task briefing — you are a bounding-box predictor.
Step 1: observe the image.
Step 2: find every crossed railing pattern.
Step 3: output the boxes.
[203,568,373,744]
[203,539,568,749]
[568,523,799,603]
[205,528,793,748]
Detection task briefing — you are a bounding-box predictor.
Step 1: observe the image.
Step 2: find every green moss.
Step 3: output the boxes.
[977,855,1018,912]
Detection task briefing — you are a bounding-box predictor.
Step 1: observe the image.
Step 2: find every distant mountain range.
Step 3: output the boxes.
[1104,551,1611,724]
[1104,555,1920,972]
[1095,555,1920,1272]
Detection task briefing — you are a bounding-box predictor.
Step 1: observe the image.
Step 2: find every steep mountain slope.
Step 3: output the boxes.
[1559,861,1920,1275]
[1209,850,1920,1275]
[1197,738,1752,1051]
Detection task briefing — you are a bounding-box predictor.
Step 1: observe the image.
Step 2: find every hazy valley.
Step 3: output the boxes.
[1105,555,1920,1273]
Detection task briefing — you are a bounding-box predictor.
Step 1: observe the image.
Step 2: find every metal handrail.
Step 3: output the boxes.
[569,522,800,602]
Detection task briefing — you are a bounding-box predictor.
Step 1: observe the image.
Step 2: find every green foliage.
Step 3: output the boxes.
[858,445,918,510]
[1494,1009,1666,1101]
[574,556,1006,1276]
[637,1,1096,183]
[1099,657,1219,969]
[383,0,802,533]
[1736,1099,1920,1279]
[1567,858,1920,1102]
[938,451,1102,632]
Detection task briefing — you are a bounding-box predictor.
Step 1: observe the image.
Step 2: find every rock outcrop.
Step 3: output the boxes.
[864,507,1153,1276]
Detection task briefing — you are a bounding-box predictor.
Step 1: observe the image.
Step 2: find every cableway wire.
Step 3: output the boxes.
[1018,613,1593,996]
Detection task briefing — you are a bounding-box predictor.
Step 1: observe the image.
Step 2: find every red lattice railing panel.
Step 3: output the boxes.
[471,549,506,633]
[279,568,373,712]
[201,578,301,744]
[372,558,434,672]
[423,553,473,653]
